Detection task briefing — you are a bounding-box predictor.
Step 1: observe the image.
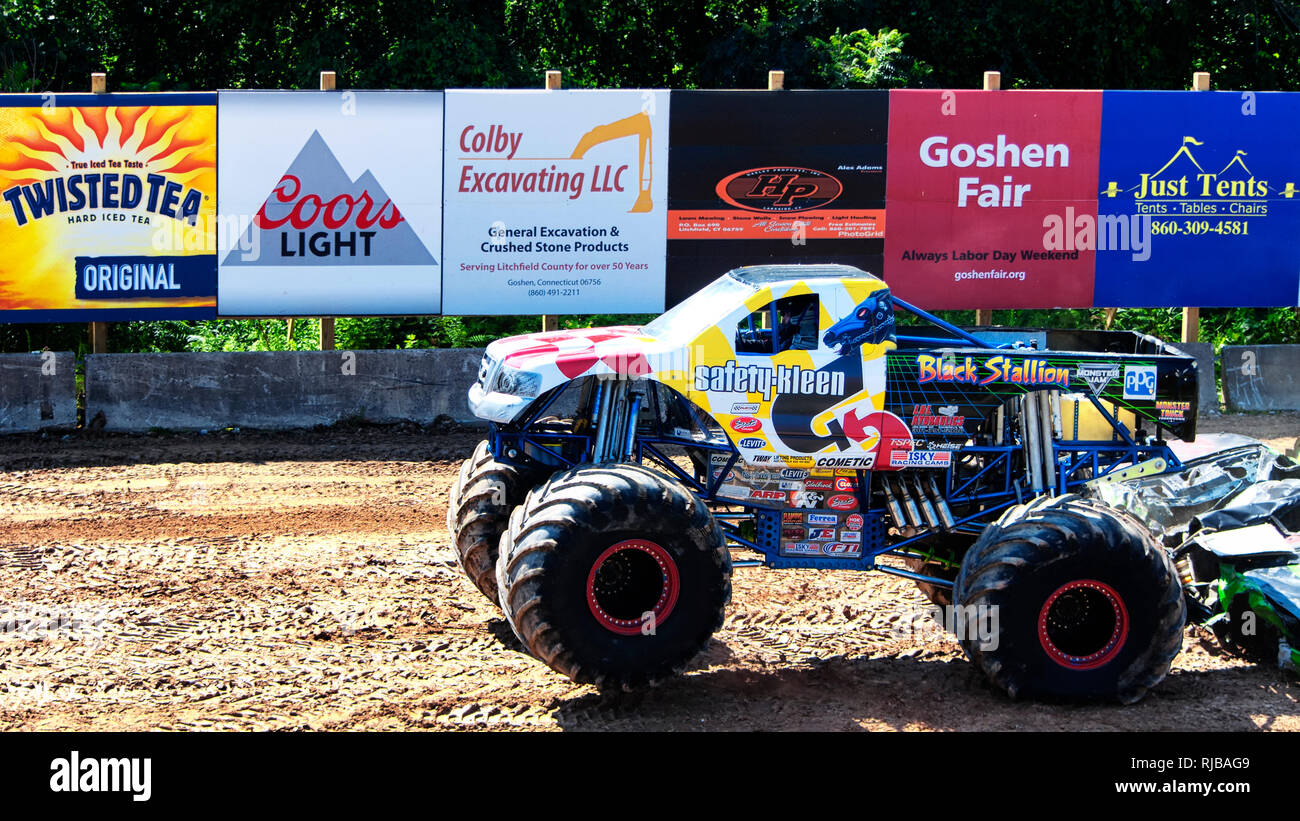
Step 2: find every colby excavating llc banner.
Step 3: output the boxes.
[441,89,670,315]
[0,93,217,321]
[216,91,443,315]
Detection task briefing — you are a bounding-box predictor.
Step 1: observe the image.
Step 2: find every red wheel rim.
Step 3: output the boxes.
[586,540,680,636]
[1037,579,1129,670]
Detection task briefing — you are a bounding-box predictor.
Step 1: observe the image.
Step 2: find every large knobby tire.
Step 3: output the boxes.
[446,440,541,605]
[496,462,732,690]
[954,494,1185,704]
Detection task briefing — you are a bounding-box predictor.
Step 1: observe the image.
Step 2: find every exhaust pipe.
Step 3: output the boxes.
[1021,394,1044,494]
[924,474,956,530]
[881,476,908,528]
[1037,390,1057,493]
[892,476,925,529]
[911,474,941,529]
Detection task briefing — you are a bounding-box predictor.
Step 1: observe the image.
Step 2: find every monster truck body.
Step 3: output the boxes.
[453,264,1210,701]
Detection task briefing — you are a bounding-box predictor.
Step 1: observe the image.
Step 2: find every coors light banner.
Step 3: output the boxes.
[216,90,443,316]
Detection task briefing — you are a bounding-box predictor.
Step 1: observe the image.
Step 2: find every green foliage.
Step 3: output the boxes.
[811,28,933,88]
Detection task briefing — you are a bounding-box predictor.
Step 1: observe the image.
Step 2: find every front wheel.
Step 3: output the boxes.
[446,440,542,605]
[496,463,732,690]
[955,494,1185,703]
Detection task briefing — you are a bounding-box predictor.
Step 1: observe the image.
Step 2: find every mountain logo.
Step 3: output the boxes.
[224,131,436,267]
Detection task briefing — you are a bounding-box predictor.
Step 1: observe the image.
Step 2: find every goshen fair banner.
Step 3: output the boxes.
[884,90,1102,310]
[0,93,217,321]
[441,89,670,315]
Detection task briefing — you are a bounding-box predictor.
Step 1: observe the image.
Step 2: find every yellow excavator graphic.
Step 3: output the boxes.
[568,112,653,213]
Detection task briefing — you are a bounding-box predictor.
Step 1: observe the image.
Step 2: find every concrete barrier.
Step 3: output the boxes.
[86,349,485,432]
[1175,341,1217,415]
[1222,345,1300,412]
[0,352,77,432]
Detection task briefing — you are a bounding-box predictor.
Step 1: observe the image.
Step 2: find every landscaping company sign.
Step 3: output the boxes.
[1094,91,1300,307]
[217,91,443,315]
[0,93,217,321]
[441,89,669,314]
[884,90,1102,309]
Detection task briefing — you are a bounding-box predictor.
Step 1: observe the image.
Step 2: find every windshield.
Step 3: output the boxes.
[643,274,755,342]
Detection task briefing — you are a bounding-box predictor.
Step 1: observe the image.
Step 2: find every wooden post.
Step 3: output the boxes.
[88,73,109,354]
[974,71,1001,328]
[1181,71,1211,343]
[541,70,563,333]
[768,70,785,91]
[318,70,338,350]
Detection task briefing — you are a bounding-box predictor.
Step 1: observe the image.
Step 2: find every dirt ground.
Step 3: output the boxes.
[0,413,1297,732]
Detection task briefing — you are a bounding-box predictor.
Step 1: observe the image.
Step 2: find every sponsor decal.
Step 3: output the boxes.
[805,513,837,525]
[827,494,857,511]
[845,513,864,530]
[731,417,762,433]
[823,542,862,557]
[917,355,1070,388]
[807,528,836,541]
[715,166,843,213]
[780,468,810,480]
[1076,362,1121,395]
[779,480,803,490]
[889,450,953,468]
[1123,364,1157,399]
[781,527,806,540]
[730,402,761,414]
[695,360,847,401]
[782,512,803,524]
[1155,399,1189,421]
[791,490,823,508]
[910,403,967,434]
[816,455,875,469]
[749,489,786,501]
[834,477,856,492]
[738,436,766,448]
[781,456,815,467]
[710,453,731,464]
[804,479,834,491]
[839,530,862,543]
[751,454,776,463]
[783,542,822,556]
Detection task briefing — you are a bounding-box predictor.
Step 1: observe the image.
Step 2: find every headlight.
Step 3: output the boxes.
[493,366,541,398]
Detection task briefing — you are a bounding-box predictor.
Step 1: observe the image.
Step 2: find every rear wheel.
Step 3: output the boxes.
[446,440,542,605]
[955,494,1185,703]
[496,462,731,690]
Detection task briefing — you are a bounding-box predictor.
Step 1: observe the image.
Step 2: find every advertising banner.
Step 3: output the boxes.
[441,89,669,315]
[217,90,443,316]
[0,93,217,321]
[1095,91,1300,307]
[884,90,1102,309]
[666,91,887,307]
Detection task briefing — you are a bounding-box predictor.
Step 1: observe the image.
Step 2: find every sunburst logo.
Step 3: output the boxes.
[0,95,216,314]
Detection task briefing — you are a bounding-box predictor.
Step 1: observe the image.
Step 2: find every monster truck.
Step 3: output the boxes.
[448,263,1209,701]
